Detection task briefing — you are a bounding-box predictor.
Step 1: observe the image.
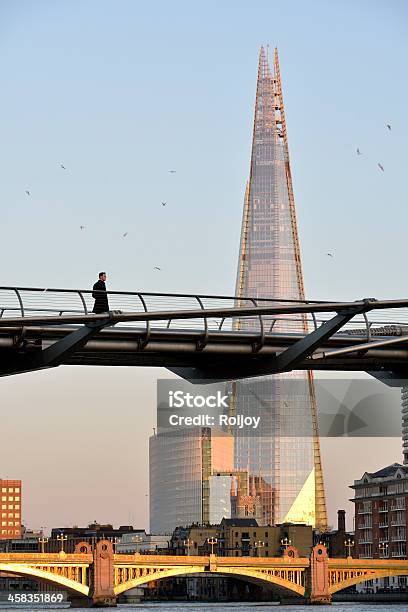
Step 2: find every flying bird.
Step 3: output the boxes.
[122,232,128,238]
[168,170,177,174]
[80,225,85,230]
[386,124,392,131]
[25,190,31,196]
[153,266,162,271]
[161,201,167,206]
[378,163,385,172]
[60,163,66,170]
[356,148,362,156]
[326,252,334,258]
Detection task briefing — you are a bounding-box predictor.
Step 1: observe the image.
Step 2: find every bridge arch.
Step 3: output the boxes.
[114,566,305,597]
[0,563,89,596]
[330,568,408,594]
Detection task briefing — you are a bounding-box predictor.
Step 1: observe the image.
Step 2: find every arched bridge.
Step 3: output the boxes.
[1,541,408,606]
[1,286,408,383]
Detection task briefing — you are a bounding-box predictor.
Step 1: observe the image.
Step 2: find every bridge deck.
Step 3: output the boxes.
[1,287,408,379]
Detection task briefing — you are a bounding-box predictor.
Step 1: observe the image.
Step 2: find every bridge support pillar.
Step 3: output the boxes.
[72,539,116,607]
[306,544,331,605]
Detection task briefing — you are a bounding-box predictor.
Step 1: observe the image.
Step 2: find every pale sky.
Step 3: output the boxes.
[0,0,407,533]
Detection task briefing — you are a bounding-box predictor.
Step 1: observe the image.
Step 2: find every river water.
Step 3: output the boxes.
[0,603,407,611]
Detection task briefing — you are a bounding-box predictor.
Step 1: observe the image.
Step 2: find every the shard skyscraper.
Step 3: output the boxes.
[232,47,327,529]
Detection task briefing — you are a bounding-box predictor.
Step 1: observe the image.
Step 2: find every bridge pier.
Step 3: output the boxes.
[70,540,116,607]
[306,544,331,605]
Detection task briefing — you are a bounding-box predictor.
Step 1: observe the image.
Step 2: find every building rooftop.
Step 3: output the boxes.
[368,463,407,479]
[351,463,408,489]
[220,518,258,527]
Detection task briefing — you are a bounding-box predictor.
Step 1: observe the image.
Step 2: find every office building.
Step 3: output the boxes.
[149,427,234,533]
[0,479,22,539]
[231,47,326,527]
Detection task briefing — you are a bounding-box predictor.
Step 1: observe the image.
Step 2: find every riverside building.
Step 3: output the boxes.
[231,47,326,528]
[149,427,234,533]
[351,463,408,560]
[0,479,22,539]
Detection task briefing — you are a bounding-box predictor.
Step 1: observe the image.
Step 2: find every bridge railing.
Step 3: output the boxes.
[1,287,408,340]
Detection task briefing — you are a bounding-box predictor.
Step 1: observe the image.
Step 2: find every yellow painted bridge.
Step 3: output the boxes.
[1,542,408,606]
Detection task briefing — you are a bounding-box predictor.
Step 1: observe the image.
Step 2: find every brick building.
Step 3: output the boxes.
[317,510,355,558]
[0,479,22,539]
[350,463,407,559]
[170,525,218,555]
[48,523,140,552]
[218,518,313,557]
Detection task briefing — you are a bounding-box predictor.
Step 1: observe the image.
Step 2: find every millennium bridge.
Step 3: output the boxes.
[1,540,408,606]
[0,286,408,382]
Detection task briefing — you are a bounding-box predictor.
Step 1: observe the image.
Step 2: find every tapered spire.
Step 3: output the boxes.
[232,46,327,530]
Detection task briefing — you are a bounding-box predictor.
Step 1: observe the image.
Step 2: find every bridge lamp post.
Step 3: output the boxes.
[379,543,389,558]
[344,538,355,558]
[111,536,119,553]
[183,538,194,556]
[318,540,329,555]
[281,537,292,552]
[207,537,218,555]
[131,535,143,554]
[57,534,68,553]
[38,536,49,554]
[254,540,265,557]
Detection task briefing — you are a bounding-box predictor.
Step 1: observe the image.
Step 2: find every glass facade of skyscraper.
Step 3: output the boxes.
[149,427,234,533]
[232,48,327,528]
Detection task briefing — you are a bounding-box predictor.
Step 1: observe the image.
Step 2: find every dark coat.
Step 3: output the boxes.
[92,279,109,313]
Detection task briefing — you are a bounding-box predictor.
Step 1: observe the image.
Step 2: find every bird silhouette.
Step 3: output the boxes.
[326,252,334,258]
[386,124,392,131]
[161,201,167,206]
[378,163,385,172]
[122,232,128,238]
[60,164,66,170]
[25,190,31,196]
[168,170,176,174]
[80,225,85,230]
[153,266,162,271]
[356,148,362,156]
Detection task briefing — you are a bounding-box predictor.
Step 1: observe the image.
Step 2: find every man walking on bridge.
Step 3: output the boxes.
[92,272,109,313]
